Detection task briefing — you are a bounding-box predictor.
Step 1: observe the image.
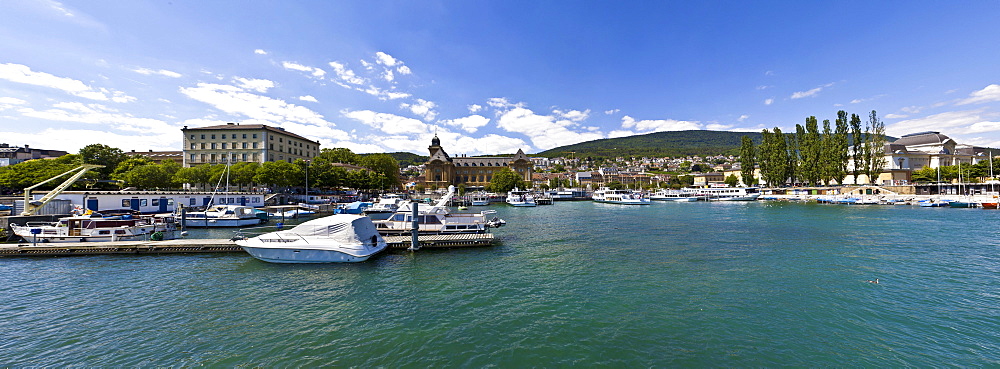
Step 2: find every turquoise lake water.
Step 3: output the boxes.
[2,201,998,366]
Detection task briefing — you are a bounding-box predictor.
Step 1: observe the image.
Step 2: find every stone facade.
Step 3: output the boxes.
[423,135,533,189]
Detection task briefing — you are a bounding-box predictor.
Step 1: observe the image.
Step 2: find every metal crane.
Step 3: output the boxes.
[21,164,103,216]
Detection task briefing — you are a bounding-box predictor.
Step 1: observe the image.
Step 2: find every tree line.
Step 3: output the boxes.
[0,144,401,194]
[739,110,886,187]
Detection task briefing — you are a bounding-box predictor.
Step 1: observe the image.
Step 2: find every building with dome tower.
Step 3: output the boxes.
[423,135,534,190]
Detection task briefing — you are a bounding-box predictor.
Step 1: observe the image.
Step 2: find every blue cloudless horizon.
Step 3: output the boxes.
[2,1,1000,156]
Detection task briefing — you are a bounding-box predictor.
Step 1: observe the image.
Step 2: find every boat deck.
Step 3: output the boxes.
[0,233,497,257]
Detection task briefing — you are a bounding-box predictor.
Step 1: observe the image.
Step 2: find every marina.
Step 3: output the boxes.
[2,201,997,366]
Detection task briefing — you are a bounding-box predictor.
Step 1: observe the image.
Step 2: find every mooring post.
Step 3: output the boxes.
[408,201,419,251]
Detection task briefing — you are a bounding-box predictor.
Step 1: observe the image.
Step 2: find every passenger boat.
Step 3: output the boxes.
[650,189,700,202]
[694,187,761,201]
[236,214,388,263]
[506,188,537,207]
[183,204,265,227]
[592,188,651,205]
[918,199,951,207]
[372,186,506,234]
[550,189,590,201]
[11,214,178,243]
[469,193,490,206]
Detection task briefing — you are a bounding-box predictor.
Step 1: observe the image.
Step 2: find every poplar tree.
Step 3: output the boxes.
[739,135,757,186]
[863,110,887,184]
[849,113,865,183]
[831,111,851,184]
[801,117,822,186]
[788,125,803,185]
[760,128,789,187]
[820,119,835,185]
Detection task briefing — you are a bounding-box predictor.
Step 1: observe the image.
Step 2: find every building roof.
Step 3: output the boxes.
[893,131,953,146]
[182,123,319,144]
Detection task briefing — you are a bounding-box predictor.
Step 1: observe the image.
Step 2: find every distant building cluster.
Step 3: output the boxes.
[0,143,68,167]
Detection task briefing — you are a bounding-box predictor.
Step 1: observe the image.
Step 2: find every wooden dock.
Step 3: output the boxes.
[0,233,497,257]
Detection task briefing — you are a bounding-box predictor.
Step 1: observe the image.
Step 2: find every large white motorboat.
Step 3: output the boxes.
[694,187,761,201]
[183,204,265,227]
[592,188,651,205]
[650,189,701,202]
[236,214,388,263]
[11,214,178,243]
[365,194,409,214]
[505,188,537,207]
[372,186,505,234]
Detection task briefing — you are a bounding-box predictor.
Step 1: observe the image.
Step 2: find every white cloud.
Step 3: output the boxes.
[604,109,620,115]
[298,95,318,102]
[179,82,337,129]
[281,61,326,78]
[791,82,835,99]
[850,99,863,104]
[706,123,735,131]
[0,97,28,110]
[553,108,590,122]
[341,109,430,135]
[738,115,749,122]
[496,107,604,150]
[383,69,394,82]
[608,130,636,138]
[956,84,1000,105]
[133,67,182,78]
[0,127,180,153]
[441,115,490,133]
[468,104,482,113]
[375,52,400,67]
[17,102,173,135]
[886,109,1000,137]
[791,87,822,99]
[359,60,374,70]
[328,61,365,85]
[621,115,701,132]
[397,65,412,75]
[399,99,437,121]
[884,113,908,119]
[254,49,268,55]
[233,77,274,93]
[0,63,134,102]
[764,71,775,76]
[487,97,523,110]
[764,98,774,105]
[756,85,772,90]
[901,106,923,114]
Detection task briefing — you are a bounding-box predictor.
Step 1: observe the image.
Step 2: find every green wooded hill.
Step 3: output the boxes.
[360,152,427,167]
[536,130,765,158]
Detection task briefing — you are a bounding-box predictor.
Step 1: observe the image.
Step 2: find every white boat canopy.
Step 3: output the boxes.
[273,214,382,245]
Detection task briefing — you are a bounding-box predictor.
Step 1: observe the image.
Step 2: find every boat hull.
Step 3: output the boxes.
[183,218,262,227]
[240,246,380,263]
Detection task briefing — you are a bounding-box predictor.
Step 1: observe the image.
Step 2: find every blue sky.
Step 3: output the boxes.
[2,1,1000,156]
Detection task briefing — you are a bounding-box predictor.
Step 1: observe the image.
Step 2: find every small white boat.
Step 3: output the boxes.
[184,204,264,227]
[592,188,651,205]
[11,214,178,243]
[236,214,388,263]
[506,188,537,207]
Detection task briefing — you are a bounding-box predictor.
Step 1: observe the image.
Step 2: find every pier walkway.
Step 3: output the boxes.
[0,233,496,257]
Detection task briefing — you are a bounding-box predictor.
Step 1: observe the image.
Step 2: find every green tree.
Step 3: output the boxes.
[111,157,155,179]
[79,144,127,183]
[800,117,822,186]
[830,111,851,184]
[863,110,887,184]
[788,124,803,185]
[230,162,260,191]
[739,135,757,186]
[488,167,526,193]
[359,154,401,189]
[117,164,174,189]
[849,113,865,181]
[319,148,359,165]
[174,164,214,190]
[724,174,739,187]
[759,128,789,187]
[0,159,78,191]
[255,161,299,191]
